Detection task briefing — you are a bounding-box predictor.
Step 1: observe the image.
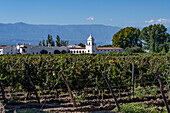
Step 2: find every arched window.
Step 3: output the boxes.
[89,42,90,45]
[82,51,84,53]
[77,51,78,53]
[61,50,67,54]
[54,50,60,54]
[40,50,48,54]
[79,51,81,53]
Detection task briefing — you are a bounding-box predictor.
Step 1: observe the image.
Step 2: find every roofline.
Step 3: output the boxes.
[69,47,86,49]
[96,47,123,50]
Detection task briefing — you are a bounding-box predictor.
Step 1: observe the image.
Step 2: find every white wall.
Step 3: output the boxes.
[69,49,86,54]
[0,46,16,55]
[96,49,123,54]
[0,49,3,55]
[27,46,68,54]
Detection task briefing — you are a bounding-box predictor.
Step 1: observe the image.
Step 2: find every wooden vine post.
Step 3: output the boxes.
[157,75,169,113]
[132,63,135,98]
[59,71,77,107]
[102,72,120,111]
[0,80,7,104]
[25,70,40,103]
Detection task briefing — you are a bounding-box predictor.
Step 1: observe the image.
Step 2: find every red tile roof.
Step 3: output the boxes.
[20,46,27,48]
[0,47,2,49]
[96,47,123,50]
[0,45,7,47]
[69,47,86,49]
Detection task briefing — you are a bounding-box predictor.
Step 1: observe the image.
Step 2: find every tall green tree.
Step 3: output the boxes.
[46,34,55,46]
[61,40,69,46]
[39,41,42,46]
[56,35,61,47]
[140,24,169,53]
[112,27,141,49]
[42,40,45,46]
[39,34,68,47]
[78,43,85,47]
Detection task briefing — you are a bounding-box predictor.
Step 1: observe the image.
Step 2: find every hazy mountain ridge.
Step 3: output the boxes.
[0,23,169,46]
[0,23,121,46]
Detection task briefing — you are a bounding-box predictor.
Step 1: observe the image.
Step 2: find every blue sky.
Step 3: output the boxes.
[0,0,170,27]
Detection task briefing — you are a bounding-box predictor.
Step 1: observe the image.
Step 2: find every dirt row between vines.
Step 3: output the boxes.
[2,92,169,112]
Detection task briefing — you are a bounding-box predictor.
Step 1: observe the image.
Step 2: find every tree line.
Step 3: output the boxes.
[112,24,170,53]
[39,34,69,47]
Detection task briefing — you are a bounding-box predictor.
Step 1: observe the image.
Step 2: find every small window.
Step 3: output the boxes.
[74,51,75,53]
[89,42,90,45]
[37,52,38,54]
[82,51,84,53]
[33,52,34,54]
[88,50,90,53]
[77,51,78,53]
[79,51,81,53]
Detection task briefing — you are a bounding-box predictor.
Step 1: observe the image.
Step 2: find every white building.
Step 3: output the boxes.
[68,34,123,54]
[0,45,16,55]
[0,34,123,55]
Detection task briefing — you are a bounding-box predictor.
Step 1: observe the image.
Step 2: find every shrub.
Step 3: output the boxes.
[123,46,145,54]
[113,103,158,113]
[54,50,61,54]
[61,50,67,54]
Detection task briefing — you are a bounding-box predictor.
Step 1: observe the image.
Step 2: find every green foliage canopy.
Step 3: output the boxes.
[112,27,141,49]
[98,44,112,47]
[39,34,69,47]
[140,24,169,53]
[78,43,85,47]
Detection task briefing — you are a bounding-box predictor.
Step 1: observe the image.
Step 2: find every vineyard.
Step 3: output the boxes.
[0,53,169,112]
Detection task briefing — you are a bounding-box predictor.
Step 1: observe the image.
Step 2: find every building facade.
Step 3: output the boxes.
[68,34,123,54]
[0,34,123,55]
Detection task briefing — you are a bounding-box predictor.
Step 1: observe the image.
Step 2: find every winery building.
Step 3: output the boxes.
[0,34,123,55]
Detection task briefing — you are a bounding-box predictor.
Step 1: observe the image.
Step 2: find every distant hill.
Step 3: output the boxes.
[0,22,121,46]
[0,23,169,46]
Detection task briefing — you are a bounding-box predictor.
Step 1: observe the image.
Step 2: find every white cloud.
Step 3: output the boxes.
[145,18,170,24]
[86,17,94,21]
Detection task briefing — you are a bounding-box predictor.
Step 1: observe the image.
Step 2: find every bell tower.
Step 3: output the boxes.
[86,34,96,53]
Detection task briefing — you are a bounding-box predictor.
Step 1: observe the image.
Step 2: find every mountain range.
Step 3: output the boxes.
[0,22,169,46]
[0,22,121,46]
